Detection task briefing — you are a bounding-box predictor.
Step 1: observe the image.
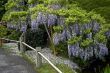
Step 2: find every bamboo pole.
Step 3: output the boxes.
[43,24,56,55]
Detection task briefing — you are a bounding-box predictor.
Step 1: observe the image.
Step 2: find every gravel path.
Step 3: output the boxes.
[0,48,37,73]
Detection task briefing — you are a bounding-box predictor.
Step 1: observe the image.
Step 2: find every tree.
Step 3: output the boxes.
[0,0,7,20]
[75,0,110,22]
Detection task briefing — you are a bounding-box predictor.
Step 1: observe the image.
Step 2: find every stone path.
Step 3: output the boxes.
[0,48,37,73]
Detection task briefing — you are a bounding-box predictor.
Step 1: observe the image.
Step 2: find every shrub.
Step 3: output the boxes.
[0,25,7,38]
[55,41,68,57]
[7,30,21,40]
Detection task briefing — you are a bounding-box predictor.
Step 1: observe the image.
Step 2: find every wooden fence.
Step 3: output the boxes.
[0,38,19,46]
[0,33,63,73]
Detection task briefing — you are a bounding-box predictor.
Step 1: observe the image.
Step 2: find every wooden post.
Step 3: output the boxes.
[19,32,27,53]
[0,39,2,47]
[36,47,42,68]
[22,32,26,52]
[19,36,25,53]
[1,39,3,46]
[19,37,22,52]
[18,42,20,51]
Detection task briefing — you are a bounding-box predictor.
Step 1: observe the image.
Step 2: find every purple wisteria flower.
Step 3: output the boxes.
[31,19,38,30]
[37,12,43,24]
[48,14,57,26]
[86,33,92,39]
[105,30,110,38]
[73,23,80,35]
[98,43,108,58]
[20,25,27,32]
[92,21,100,33]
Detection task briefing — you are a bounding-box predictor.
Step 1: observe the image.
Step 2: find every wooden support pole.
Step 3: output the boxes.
[36,47,42,68]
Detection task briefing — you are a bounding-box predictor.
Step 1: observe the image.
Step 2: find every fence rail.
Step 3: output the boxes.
[0,38,19,43]
[0,38,63,73]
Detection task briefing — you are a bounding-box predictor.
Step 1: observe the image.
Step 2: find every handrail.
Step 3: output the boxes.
[1,38,63,73]
[0,38,19,43]
[22,42,62,73]
[22,42,36,51]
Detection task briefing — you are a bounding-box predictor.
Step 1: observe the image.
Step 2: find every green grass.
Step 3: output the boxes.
[22,53,75,73]
[37,63,75,73]
[21,52,75,73]
[103,65,110,73]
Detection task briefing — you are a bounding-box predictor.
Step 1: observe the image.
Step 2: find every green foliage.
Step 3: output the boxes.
[10,11,28,18]
[3,11,28,21]
[84,29,92,34]
[57,8,68,16]
[0,26,7,38]
[29,4,48,19]
[81,39,93,48]
[2,0,28,21]
[72,57,89,68]
[94,33,107,43]
[65,16,77,25]
[102,24,110,29]
[99,24,110,35]
[7,30,21,40]
[29,4,48,13]
[28,0,36,4]
[91,13,106,24]
[37,0,68,5]
[75,0,110,11]
[103,65,110,73]
[68,36,82,45]
[93,7,110,22]
[5,0,16,10]
[55,41,68,57]
[75,0,110,23]
[29,1,106,25]
[2,11,10,21]
[53,25,63,32]
[99,29,109,35]
[37,63,74,73]
[0,0,7,20]
[5,0,25,10]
